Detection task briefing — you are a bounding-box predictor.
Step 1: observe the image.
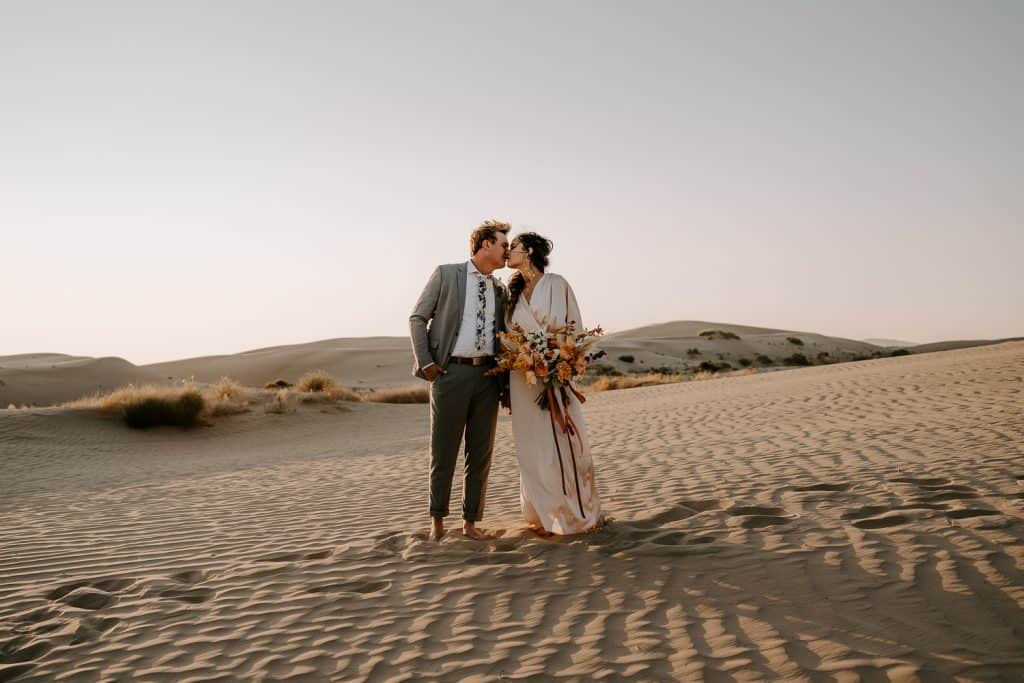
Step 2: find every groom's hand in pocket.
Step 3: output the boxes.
[422,363,446,382]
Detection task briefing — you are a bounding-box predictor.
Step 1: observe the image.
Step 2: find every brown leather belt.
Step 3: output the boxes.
[448,356,495,367]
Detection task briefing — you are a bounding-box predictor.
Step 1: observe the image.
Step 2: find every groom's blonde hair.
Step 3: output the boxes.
[469,219,511,255]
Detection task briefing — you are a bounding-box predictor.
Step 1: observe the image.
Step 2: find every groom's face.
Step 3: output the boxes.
[479,233,509,271]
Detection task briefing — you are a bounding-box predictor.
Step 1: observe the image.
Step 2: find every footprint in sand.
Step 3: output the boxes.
[170,569,210,584]
[853,514,910,529]
[890,476,951,486]
[650,531,688,546]
[946,508,1000,519]
[0,640,51,666]
[727,505,793,529]
[793,482,852,492]
[915,491,980,503]
[46,577,133,604]
[307,580,391,595]
[159,587,214,604]
[72,616,120,644]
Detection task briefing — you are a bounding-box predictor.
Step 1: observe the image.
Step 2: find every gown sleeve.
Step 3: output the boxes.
[548,275,584,331]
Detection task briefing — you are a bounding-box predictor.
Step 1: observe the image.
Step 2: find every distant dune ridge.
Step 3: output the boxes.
[1,321,1020,407]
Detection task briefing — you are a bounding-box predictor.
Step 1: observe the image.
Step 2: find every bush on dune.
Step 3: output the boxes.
[298,370,334,393]
[699,329,741,340]
[209,376,242,400]
[365,386,429,404]
[66,383,207,428]
[123,390,205,428]
[584,373,685,392]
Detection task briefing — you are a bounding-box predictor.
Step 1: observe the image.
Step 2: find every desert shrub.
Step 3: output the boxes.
[66,383,206,428]
[588,364,622,377]
[365,386,430,404]
[209,376,242,401]
[265,389,296,414]
[584,373,685,393]
[816,352,830,363]
[699,329,741,340]
[697,361,732,373]
[122,389,205,429]
[208,400,250,417]
[786,336,804,346]
[890,348,911,357]
[326,385,362,401]
[264,379,293,390]
[686,348,701,357]
[738,358,752,367]
[755,354,773,365]
[617,355,635,363]
[298,370,334,393]
[783,353,810,366]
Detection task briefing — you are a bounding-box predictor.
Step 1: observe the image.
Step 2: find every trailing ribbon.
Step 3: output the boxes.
[546,386,585,517]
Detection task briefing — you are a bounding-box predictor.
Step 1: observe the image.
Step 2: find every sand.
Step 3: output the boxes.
[1,342,1022,681]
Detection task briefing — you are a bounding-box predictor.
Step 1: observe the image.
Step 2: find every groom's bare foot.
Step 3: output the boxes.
[462,522,492,541]
[429,518,445,542]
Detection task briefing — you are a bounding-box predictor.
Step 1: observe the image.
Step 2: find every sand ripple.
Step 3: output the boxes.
[2,343,1023,680]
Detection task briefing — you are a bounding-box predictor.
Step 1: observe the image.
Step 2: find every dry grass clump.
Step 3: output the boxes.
[264,389,297,414]
[69,383,206,428]
[364,385,430,404]
[209,376,242,401]
[207,400,250,417]
[699,329,741,340]
[585,367,758,393]
[325,385,361,402]
[297,370,334,393]
[584,373,686,392]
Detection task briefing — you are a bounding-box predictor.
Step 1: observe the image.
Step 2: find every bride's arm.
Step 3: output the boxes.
[549,275,584,331]
[564,278,584,331]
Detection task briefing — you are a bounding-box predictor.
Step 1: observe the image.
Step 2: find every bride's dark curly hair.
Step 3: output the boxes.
[508,232,554,312]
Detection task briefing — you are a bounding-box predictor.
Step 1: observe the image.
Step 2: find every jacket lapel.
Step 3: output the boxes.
[454,262,467,331]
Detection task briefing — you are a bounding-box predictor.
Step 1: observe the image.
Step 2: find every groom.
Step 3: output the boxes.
[410,220,510,541]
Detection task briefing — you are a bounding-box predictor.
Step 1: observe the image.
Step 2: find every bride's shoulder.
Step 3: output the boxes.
[543,272,567,285]
[543,272,573,290]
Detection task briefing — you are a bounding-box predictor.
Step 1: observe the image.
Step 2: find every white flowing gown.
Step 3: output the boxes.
[509,273,602,534]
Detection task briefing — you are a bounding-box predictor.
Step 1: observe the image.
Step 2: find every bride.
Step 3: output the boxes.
[505,232,603,535]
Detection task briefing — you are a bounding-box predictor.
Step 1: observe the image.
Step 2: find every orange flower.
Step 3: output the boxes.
[556,361,572,382]
[534,357,550,377]
[514,353,532,372]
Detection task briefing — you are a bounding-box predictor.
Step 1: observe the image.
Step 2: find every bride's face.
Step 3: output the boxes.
[507,241,530,270]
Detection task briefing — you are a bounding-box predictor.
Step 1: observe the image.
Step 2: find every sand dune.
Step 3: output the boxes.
[0,355,165,408]
[4,322,1016,407]
[144,336,415,391]
[1,342,1022,680]
[600,320,883,374]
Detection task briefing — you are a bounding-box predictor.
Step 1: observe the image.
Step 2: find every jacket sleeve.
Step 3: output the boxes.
[409,266,442,375]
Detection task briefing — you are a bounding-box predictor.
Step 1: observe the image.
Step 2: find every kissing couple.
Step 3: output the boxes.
[410,220,603,542]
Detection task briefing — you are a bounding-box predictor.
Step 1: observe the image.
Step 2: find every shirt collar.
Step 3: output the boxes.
[467,260,492,280]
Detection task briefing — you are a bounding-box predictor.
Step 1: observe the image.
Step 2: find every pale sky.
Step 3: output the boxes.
[2,1,1021,365]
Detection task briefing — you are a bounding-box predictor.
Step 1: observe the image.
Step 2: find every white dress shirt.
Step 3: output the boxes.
[450,260,496,358]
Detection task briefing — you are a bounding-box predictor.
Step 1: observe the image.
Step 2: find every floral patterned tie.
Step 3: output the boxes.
[475,274,488,353]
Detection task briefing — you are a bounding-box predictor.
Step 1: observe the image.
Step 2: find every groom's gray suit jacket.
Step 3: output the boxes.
[409,262,508,380]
